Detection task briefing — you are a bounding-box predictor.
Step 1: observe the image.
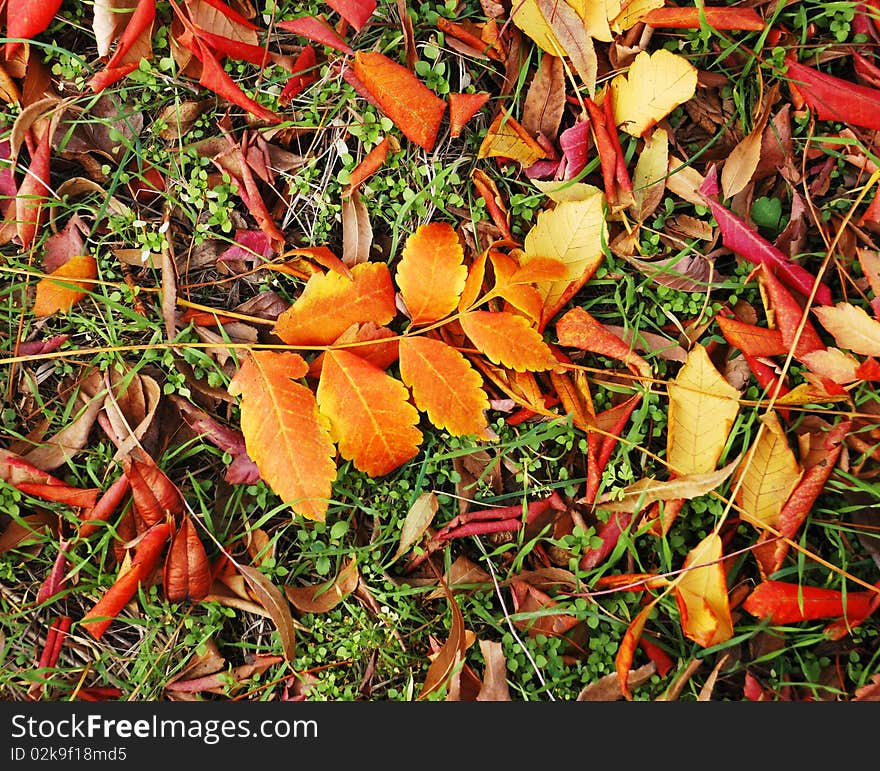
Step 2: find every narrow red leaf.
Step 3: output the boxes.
[716,315,789,357]
[80,521,172,639]
[123,456,184,527]
[786,57,880,131]
[15,482,99,509]
[701,169,832,305]
[15,127,52,250]
[758,265,826,357]
[78,473,132,539]
[640,6,765,30]
[36,540,71,604]
[279,45,317,105]
[278,16,354,55]
[89,0,156,93]
[743,580,875,624]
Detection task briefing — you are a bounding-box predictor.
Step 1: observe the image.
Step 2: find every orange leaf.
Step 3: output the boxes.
[673,533,733,648]
[396,222,467,324]
[399,336,490,438]
[758,265,825,357]
[556,306,652,379]
[345,135,400,196]
[352,50,447,151]
[639,6,765,30]
[284,556,360,613]
[813,301,880,356]
[616,600,657,701]
[228,351,336,521]
[163,515,211,603]
[742,581,876,624]
[460,311,556,372]
[448,92,490,138]
[716,314,789,358]
[478,112,548,167]
[33,254,98,317]
[273,261,396,346]
[316,349,422,476]
[122,455,184,527]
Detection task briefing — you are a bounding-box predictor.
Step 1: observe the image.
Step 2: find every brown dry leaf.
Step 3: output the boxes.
[666,155,707,205]
[238,564,296,661]
[475,640,511,701]
[341,189,373,265]
[23,387,104,471]
[156,99,213,141]
[426,555,492,600]
[521,53,566,143]
[577,662,656,701]
[418,589,468,699]
[721,86,777,199]
[631,126,668,222]
[284,557,360,613]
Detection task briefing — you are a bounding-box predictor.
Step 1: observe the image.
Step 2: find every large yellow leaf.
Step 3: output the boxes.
[316,349,422,476]
[522,195,607,326]
[395,222,467,325]
[33,254,98,317]
[351,51,447,151]
[399,336,490,438]
[510,0,598,95]
[228,351,336,521]
[734,411,803,528]
[610,49,698,137]
[566,0,619,41]
[460,311,557,372]
[674,533,733,648]
[273,262,396,346]
[813,301,880,356]
[667,344,740,476]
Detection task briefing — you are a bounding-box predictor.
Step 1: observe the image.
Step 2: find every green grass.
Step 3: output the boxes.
[1,0,879,703]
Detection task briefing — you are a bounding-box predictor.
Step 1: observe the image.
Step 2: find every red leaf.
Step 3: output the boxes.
[786,57,880,131]
[448,92,490,138]
[278,16,354,55]
[758,265,825,357]
[15,482,99,509]
[325,0,376,31]
[639,6,765,30]
[701,168,832,305]
[716,315,789,357]
[89,0,156,92]
[15,127,52,250]
[5,0,63,57]
[80,521,172,639]
[36,540,71,603]
[123,455,184,527]
[743,580,875,624]
[78,474,132,539]
[279,45,317,105]
[163,515,211,602]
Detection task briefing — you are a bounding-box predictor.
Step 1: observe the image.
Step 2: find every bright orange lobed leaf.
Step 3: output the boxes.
[673,533,733,648]
[460,310,557,372]
[398,336,490,438]
[742,580,876,624]
[396,222,467,324]
[448,92,490,138]
[163,515,211,603]
[667,344,740,476]
[316,349,422,476]
[33,254,98,318]
[351,51,447,151]
[273,261,396,346]
[228,351,336,521]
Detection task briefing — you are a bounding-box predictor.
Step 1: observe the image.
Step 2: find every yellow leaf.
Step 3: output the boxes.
[33,255,97,317]
[399,336,490,438]
[273,262,396,346]
[478,112,549,167]
[531,179,604,203]
[522,196,608,326]
[813,301,880,356]
[510,0,598,95]
[316,349,422,476]
[228,351,336,521]
[396,222,467,325]
[610,0,664,32]
[674,533,733,648]
[734,411,802,529]
[631,126,668,222]
[566,0,619,41]
[460,311,557,372]
[667,344,740,476]
[610,49,698,137]
[801,348,861,384]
